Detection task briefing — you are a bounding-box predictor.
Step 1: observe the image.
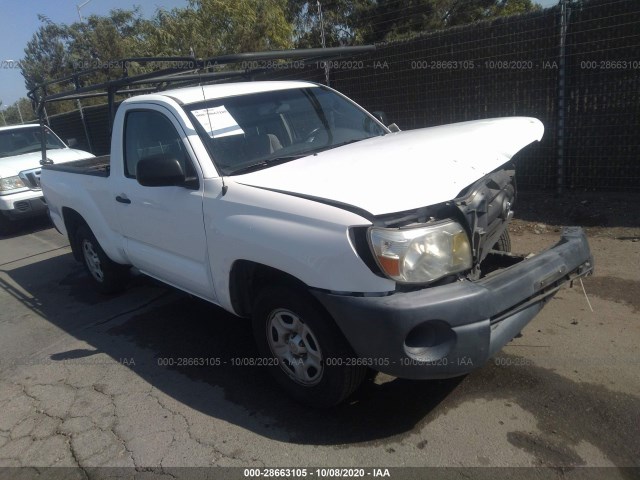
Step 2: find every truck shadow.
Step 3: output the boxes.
[109,295,465,444]
[2,252,463,445]
[0,216,53,239]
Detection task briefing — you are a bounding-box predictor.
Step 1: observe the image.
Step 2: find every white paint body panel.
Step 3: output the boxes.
[41,83,544,315]
[113,103,215,301]
[1,124,92,210]
[234,117,544,216]
[203,179,395,310]
[0,148,91,179]
[156,81,318,105]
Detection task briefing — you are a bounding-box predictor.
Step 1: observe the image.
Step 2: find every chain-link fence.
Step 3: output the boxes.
[44,0,640,192]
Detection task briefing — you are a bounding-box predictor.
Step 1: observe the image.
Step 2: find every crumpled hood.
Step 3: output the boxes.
[233,117,544,216]
[0,148,92,178]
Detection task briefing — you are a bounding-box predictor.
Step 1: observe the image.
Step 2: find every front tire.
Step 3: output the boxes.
[493,230,512,253]
[252,285,367,408]
[76,225,129,294]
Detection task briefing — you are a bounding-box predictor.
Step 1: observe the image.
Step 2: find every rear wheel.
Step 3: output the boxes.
[493,230,512,253]
[76,225,129,294]
[252,285,367,408]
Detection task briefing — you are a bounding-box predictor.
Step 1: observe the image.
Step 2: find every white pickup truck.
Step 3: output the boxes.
[41,81,593,407]
[0,124,91,234]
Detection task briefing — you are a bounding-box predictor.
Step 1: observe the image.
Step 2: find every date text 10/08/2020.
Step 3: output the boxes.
[244,468,391,478]
[155,357,477,368]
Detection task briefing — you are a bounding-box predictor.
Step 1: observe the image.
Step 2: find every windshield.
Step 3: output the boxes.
[0,126,66,159]
[186,86,387,175]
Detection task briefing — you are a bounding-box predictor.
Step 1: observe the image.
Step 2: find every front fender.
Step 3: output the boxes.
[203,180,394,313]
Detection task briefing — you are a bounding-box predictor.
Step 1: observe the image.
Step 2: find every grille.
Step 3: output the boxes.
[19,168,42,190]
[14,201,31,212]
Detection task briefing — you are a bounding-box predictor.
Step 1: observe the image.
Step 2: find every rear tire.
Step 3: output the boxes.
[493,230,512,253]
[252,285,367,408]
[76,225,129,294]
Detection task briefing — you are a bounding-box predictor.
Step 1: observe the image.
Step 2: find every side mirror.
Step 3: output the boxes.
[66,138,78,148]
[136,154,186,187]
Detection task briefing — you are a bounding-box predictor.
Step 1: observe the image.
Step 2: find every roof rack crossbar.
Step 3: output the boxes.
[29,45,375,104]
[28,45,375,159]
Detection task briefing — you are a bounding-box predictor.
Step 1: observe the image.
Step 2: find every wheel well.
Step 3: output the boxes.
[229,261,308,318]
[62,207,88,262]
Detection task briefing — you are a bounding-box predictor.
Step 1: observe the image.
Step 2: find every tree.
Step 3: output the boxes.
[140,7,202,56]
[21,15,69,96]
[21,10,147,114]
[18,0,539,117]
[194,0,293,54]
[65,8,146,70]
[0,98,36,125]
[288,0,541,46]
[287,0,373,47]
[21,0,294,109]
[143,0,293,57]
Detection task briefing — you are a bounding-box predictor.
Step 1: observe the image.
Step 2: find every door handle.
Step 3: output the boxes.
[115,195,131,204]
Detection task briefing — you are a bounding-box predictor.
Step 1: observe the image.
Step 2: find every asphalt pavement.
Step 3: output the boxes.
[0,219,638,479]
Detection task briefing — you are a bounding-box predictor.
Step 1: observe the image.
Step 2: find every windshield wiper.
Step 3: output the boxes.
[228,138,374,175]
[228,154,306,175]
[302,137,370,156]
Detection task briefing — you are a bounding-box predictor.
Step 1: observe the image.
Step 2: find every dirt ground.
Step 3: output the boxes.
[510,191,640,315]
[510,191,640,236]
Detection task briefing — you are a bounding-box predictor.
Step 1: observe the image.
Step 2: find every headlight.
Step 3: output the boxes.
[369,220,472,283]
[0,176,27,192]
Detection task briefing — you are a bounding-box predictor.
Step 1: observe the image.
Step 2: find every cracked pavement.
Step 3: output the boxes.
[0,219,639,478]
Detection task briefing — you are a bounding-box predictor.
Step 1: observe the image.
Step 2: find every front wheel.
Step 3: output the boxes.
[76,225,129,294]
[252,285,367,408]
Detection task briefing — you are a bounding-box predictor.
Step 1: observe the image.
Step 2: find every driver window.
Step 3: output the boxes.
[124,110,195,179]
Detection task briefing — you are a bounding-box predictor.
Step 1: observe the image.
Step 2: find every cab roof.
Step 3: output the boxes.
[0,124,39,132]
[124,81,319,106]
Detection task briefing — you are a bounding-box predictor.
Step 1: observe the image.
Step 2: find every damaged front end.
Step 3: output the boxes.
[357,165,519,287]
[452,167,517,280]
[324,168,594,379]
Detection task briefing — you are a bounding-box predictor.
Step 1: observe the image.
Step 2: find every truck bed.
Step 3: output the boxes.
[42,155,110,177]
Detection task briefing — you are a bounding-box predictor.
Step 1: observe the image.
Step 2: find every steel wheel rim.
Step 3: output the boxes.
[82,239,104,283]
[266,308,323,386]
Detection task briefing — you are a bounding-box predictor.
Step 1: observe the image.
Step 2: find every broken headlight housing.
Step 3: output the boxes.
[369,220,472,284]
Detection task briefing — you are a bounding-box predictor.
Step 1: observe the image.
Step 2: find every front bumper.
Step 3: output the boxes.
[311,227,593,379]
[0,190,48,220]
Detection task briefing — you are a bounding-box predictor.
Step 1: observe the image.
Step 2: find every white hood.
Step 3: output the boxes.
[233,117,544,216]
[0,148,92,178]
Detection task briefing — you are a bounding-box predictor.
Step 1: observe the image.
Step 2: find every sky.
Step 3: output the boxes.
[0,0,559,108]
[0,0,189,108]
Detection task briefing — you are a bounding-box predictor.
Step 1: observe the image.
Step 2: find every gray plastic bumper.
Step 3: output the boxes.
[311,227,593,379]
[1,196,48,220]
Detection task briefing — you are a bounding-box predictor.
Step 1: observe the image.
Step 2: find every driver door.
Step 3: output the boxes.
[114,106,215,301]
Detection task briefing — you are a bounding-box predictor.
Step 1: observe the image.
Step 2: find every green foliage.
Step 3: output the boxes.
[17,0,539,117]
[0,98,36,126]
[187,0,293,55]
[287,0,373,47]
[66,8,146,68]
[20,10,147,115]
[21,15,69,94]
[288,0,541,46]
[142,0,293,57]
